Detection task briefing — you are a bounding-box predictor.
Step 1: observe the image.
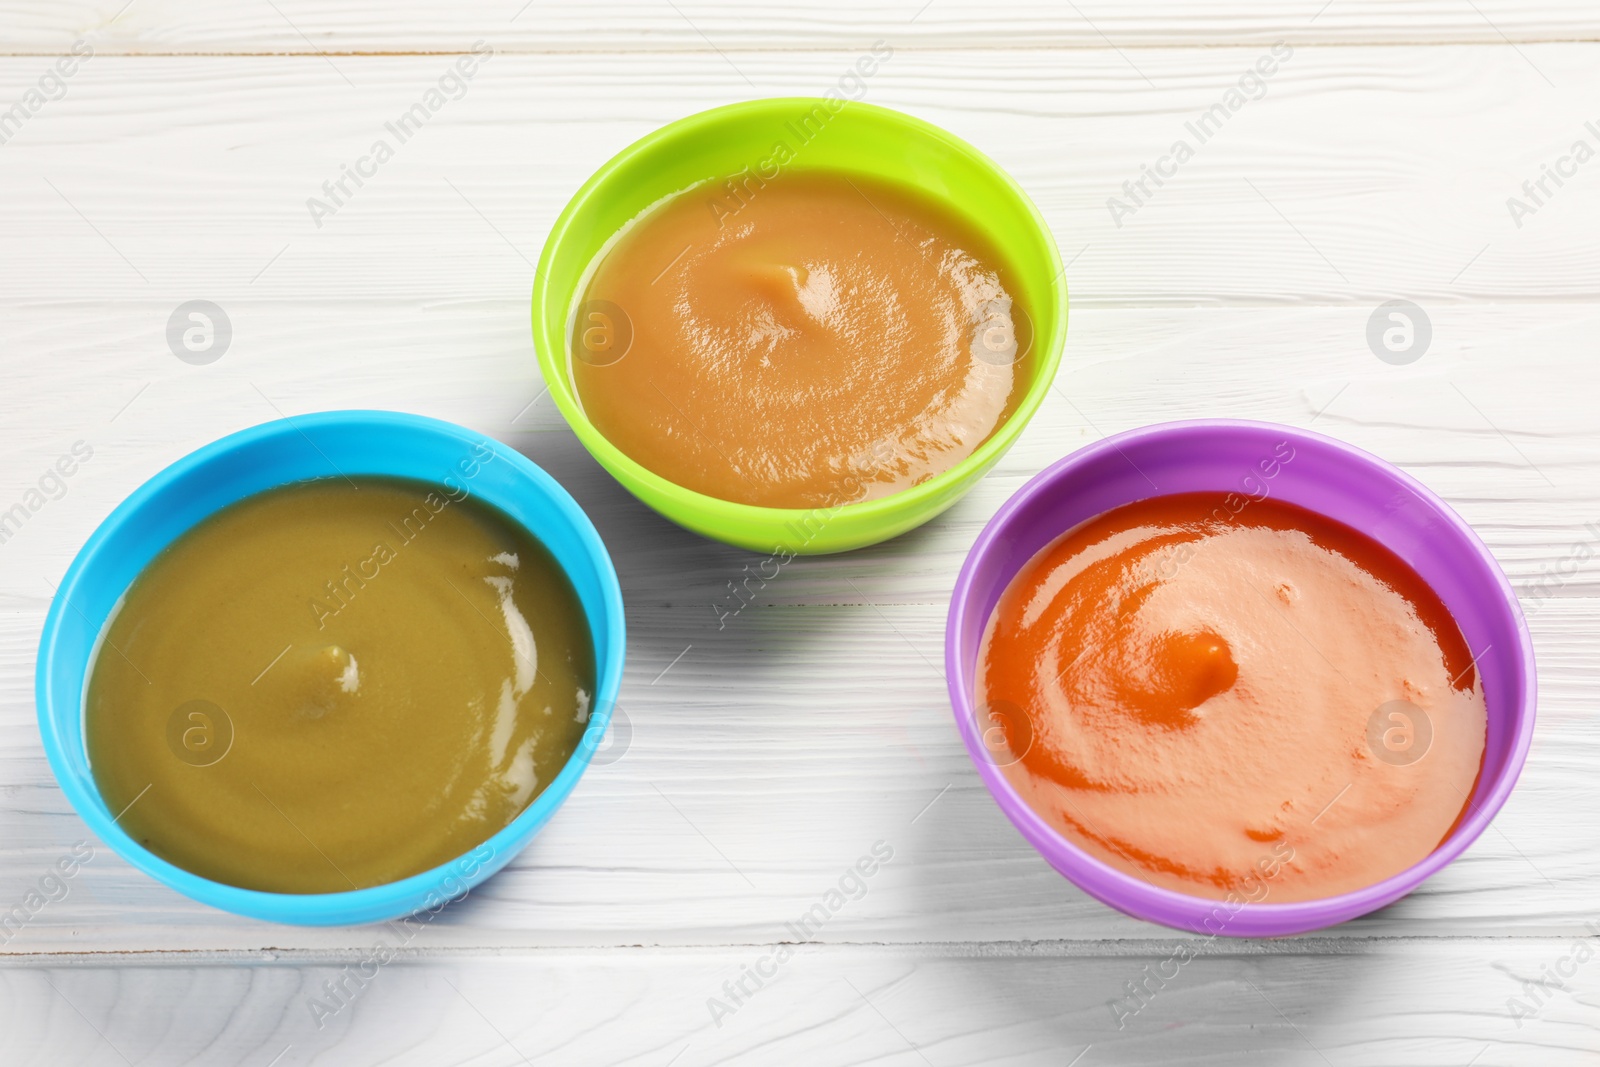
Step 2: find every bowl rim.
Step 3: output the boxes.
[944,418,1538,937]
[34,409,627,926]
[532,95,1069,538]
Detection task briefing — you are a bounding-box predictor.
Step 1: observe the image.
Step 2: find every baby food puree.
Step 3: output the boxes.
[86,475,594,895]
[571,170,1029,509]
[977,491,1487,902]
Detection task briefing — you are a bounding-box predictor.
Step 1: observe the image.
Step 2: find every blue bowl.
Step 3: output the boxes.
[34,410,626,926]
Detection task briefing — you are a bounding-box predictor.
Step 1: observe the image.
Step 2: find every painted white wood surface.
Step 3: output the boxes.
[3,0,1600,52]
[4,942,1600,1066]
[1,7,1598,1065]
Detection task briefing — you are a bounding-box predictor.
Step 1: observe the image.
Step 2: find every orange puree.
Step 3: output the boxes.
[571,171,1029,509]
[977,492,1487,902]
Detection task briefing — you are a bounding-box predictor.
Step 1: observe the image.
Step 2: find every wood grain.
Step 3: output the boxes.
[1,941,1598,1066]
[0,0,1598,54]
[1,48,1595,310]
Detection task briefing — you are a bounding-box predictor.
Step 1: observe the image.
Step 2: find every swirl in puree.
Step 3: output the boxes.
[977,489,1487,902]
[571,171,1029,509]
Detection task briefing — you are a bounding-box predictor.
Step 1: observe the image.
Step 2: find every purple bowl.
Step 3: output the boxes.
[946,420,1536,937]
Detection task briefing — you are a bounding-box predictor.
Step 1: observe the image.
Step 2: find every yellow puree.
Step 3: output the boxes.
[86,475,594,894]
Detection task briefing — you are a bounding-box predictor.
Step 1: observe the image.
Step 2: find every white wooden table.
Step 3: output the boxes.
[2,3,1597,1063]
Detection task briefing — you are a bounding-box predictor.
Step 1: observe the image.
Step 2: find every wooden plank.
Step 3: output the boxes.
[1,1,1598,55]
[0,48,1594,308]
[0,941,1596,1065]
[2,300,1595,576]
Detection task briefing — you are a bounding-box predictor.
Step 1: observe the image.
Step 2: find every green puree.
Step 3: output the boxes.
[86,476,595,894]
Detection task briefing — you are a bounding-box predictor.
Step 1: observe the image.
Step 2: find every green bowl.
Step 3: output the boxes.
[532,97,1068,554]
